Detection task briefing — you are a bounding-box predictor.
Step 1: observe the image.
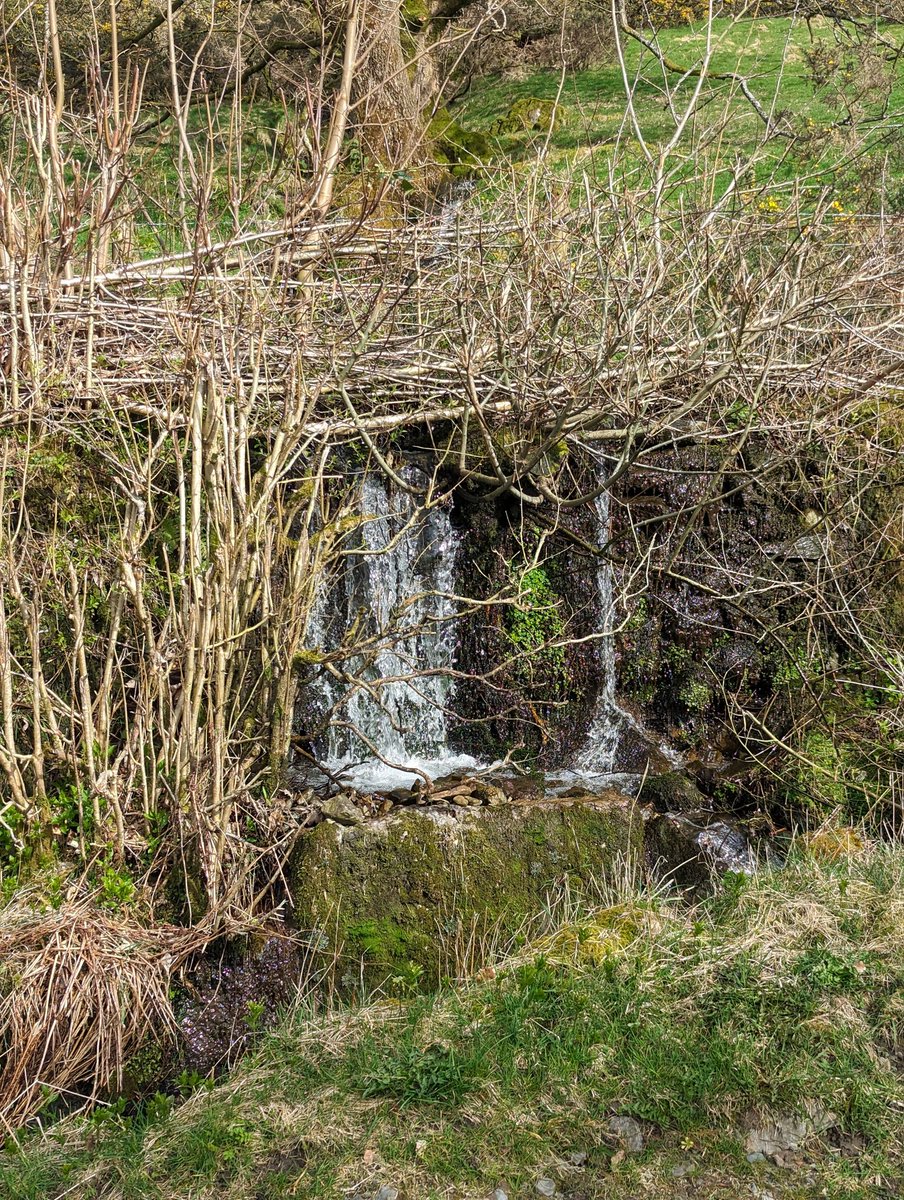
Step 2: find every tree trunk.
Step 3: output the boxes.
[356,0,422,166]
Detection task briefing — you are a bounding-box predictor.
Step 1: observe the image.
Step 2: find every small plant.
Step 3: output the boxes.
[49,784,93,843]
[143,1092,174,1125]
[358,1038,479,1107]
[244,999,266,1033]
[176,1069,215,1098]
[99,863,136,910]
[679,679,711,713]
[792,945,869,995]
[506,564,568,692]
[389,961,425,996]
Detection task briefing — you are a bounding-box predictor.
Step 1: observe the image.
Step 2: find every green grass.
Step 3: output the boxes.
[2,843,903,1199]
[456,16,904,204]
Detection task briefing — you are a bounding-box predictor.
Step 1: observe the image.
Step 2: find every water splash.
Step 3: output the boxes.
[305,468,476,789]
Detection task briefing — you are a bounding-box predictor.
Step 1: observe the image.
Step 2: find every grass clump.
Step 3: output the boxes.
[1,845,902,1198]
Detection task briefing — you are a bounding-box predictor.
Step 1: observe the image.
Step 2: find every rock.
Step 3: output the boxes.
[646,811,754,893]
[638,771,707,813]
[608,1115,644,1153]
[431,771,472,790]
[435,781,476,799]
[611,722,675,774]
[747,1151,767,1163]
[766,535,824,561]
[374,1188,399,1200]
[566,1150,588,1167]
[491,1190,509,1200]
[743,1105,837,1160]
[471,781,507,807]
[671,1161,694,1178]
[535,1179,557,1197]
[499,775,545,803]
[291,798,643,992]
[502,96,556,133]
[695,821,754,874]
[321,793,365,826]
[772,1150,804,1170]
[388,787,415,805]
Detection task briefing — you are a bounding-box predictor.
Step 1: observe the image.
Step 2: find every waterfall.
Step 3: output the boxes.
[577,488,622,774]
[305,468,476,789]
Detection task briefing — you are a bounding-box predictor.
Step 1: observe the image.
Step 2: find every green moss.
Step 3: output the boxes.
[401,0,430,26]
[506,565,567,691]
[496,97,556,134]
[345,917,429,965]
[426,108,492,173]
[796,730,852,813]
[679,680,711,712]
[291,802,643,993]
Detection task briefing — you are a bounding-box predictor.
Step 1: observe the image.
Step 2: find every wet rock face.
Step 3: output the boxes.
[638,770,708,813]
[290,797,646,993]
[611,443,809,760]
[448,486,605,768]
[646,809,756,893]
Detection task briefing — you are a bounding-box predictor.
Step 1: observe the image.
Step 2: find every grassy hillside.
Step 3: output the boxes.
[457,16,904,201]
[49,16,904,262]
[2,842,902,1200]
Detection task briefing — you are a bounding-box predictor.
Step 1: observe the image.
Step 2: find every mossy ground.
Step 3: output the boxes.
[3,840,903,1200]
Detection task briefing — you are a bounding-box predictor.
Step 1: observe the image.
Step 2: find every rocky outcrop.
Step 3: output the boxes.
[291,795,646,992]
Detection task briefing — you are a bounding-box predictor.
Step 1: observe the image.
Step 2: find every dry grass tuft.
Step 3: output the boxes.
[0,891,213,1131]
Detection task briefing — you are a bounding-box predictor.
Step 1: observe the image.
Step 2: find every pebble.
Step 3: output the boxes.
[747,1151,767,1163]
[567,1150,589,1167]
[608,1115,645,1153]
[492,1190,509,1200]
[374,1188,399,1200]
[535,1180,557,1197]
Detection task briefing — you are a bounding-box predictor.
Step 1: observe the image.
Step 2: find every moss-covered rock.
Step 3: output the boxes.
[638,770,708,813]
[291,797,645,993]
[426,108,493,173]
[497,98,556,134]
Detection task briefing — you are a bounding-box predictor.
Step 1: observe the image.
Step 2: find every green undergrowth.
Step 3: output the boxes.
[2,844,903,1199]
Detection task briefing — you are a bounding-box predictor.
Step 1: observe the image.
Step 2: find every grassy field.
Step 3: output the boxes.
[2,841,902,1200]
[457,16,904,202]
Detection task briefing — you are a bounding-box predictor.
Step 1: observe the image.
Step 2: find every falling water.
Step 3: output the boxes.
[576,488,622,774]
[305,468,476,789]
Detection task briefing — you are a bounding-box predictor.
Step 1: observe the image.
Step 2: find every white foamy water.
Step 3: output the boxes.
[305,468,476,790]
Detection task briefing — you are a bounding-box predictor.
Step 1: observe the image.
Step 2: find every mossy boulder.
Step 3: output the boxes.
[498,97,556,134]
[291,797,645,993]
[638,770,708,812]
[427,109,492,173]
